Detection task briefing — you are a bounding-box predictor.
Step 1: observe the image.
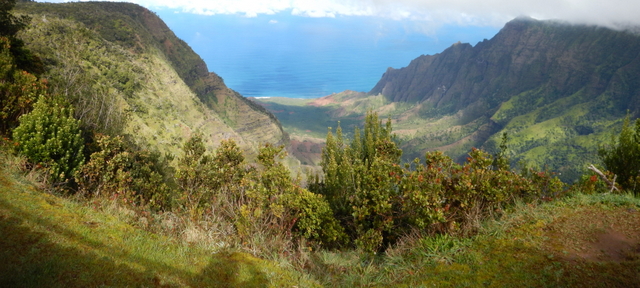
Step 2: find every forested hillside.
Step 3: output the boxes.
[14,1,289,160]
[368,17,640,181]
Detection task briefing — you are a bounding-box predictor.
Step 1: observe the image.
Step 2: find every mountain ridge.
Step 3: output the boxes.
[255,18,640,182]
[16,1,290,161]
[362,17,640,180]
[370,17,640,113]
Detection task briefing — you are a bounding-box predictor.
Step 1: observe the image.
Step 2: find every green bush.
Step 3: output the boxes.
[0,36,45,134]
[13,94,84,183]
[241,143,345,247]
[313,111,565,252]
[598,115,640,194]
[75,134,172,210]
[175,133,213,219]
[315,111,405,252]
[174,136,343,247]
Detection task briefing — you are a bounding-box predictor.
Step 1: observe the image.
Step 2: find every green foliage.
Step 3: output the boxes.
[598,114,640,194]
[0,36,44,134]
[176,135,251,220]
[239,143,344,247]
[316,111,404,252]
[175,133,211,218]
[313,112,566,252]
[20,16,135,135]
[0,0,42,74]
[410,148,563,235]
[75,134,172,210]
[174,136,343,247]
[0,0,28,38]
[13,94,83,183]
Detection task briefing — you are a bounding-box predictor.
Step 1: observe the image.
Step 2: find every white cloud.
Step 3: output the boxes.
[269,20,278,24]
[44,0,640,28]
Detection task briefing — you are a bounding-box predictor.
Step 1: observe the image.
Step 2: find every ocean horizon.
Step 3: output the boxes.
[156,10,500,99]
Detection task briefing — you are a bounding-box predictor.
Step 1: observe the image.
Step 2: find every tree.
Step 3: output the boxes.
[175,133,214,219]
[0,0,42,74]
[0,0,45,134]
[598,114,640,194]
[0,37,44,133]
[13,94,84,183]
[315,111,403,252]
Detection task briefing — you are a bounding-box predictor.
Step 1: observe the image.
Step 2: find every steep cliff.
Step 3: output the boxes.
[17,1,288,159]
[368,17,640,181]
[370,17,640,116]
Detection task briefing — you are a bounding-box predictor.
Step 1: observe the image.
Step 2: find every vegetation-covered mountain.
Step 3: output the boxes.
[3,2,640,286]
[15,1,288,159]
[371,17,640,181]
[258,18,640,182]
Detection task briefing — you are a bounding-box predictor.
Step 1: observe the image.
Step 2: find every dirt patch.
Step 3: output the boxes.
[308,95,336,107]
[590,229,637,261]
[288,136,325,167]
[545,207,640,262]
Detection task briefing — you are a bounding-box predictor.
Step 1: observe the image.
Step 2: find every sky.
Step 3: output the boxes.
[45,0,640,30]
[41,0,640,97]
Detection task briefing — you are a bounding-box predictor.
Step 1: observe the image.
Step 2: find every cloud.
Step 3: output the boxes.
[44,0,640,28]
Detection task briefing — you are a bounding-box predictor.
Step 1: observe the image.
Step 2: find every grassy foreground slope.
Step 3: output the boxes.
[2,146,640,287]
[0,153,314,287]
[317,193,640,287]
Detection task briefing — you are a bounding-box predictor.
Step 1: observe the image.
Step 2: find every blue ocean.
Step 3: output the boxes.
[156,10,499,98]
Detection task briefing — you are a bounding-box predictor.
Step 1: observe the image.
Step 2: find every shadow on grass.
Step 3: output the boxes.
[0,206,169,287]
[0,196,271,287]
[193,251,271,287]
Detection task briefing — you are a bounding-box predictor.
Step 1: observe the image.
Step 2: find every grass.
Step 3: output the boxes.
[303,193,640,287]
[1,147,640,286]
[0,152,316,287]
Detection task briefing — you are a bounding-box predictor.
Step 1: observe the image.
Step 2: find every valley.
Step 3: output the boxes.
[2,1,640,286]
[256,18,640,183]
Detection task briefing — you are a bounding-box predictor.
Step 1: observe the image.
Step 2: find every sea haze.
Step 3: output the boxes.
[156,9,499,98]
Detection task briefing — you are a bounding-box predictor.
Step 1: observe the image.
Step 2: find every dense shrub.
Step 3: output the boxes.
[315,112,403,251]
[0,36,45,134]
[13,94,84,183]
[241,143,345,247]
[598,115,640,194]
[312,111,565,252]
[175,135,343,247]
[175,133,214,218]
[75,134,172,210]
